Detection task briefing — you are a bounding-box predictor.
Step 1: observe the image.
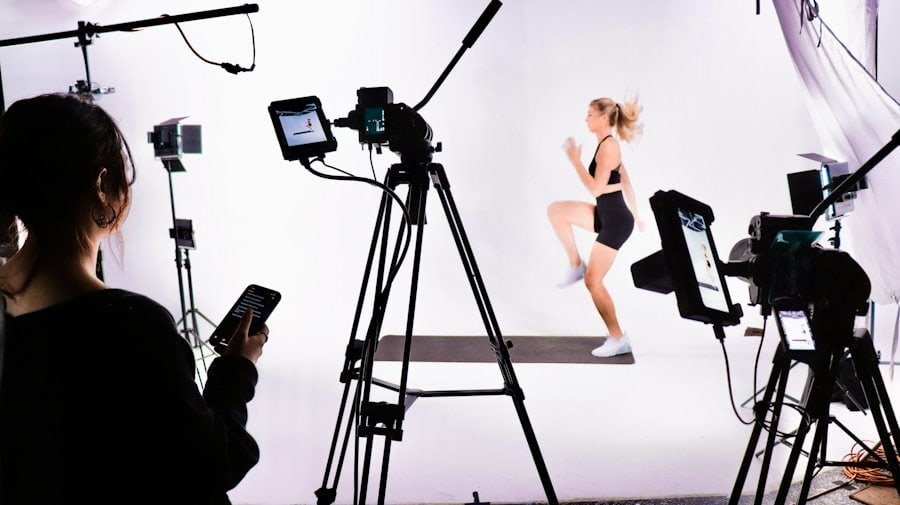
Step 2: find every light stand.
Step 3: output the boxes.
[0,3,258,278]
[162,160,216,384]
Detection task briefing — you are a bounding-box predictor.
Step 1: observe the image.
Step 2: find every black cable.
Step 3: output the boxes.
[167,13,256,74]
[757,401,812,437]
[720,338,755,425]
[318,158,412,293]
[308,156,405,505]
[303,159,413,298]
[752,316,768,407]
[368,147,377,180]
[323,163,356,179]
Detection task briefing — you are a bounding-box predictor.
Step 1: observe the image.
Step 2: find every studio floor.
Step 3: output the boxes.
[229,315,900,504]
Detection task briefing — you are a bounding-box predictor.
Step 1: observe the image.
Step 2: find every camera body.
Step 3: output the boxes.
[333,87,434,158]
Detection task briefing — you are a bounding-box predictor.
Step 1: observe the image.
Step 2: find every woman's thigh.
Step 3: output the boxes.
[549,200,595,232]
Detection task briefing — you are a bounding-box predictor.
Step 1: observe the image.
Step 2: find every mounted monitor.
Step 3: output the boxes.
[268,96,337,161]
[647,190,742,326]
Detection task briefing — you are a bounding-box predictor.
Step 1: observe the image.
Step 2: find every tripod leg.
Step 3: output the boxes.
[323,179,417,505]
[377,438,394,505]
[773,407,814,505]
[316,194,394,504]
[316,374,360,504]
[853,346,900,495]
[429,165,558,504]
[184,249,202,347]
[358,433,376,505]
[773,349,840,505]
[796,415,828,505]
[869,347,900,456]
[860,375,900,496]
[344,167,430,505]
[394,175,428,405]
[754,357,792,505]
[730,346,788,505]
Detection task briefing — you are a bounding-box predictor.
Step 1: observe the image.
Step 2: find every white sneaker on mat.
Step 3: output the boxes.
[591,334,632,358]
[556,262,586,288]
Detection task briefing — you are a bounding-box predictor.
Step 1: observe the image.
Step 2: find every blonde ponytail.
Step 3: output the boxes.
[589,96,644,143]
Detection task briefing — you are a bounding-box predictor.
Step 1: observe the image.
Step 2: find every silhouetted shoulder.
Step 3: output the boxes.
[102,289,175,325]
[92,289,185,353]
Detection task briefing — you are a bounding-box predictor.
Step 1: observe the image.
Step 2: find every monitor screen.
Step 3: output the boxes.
[268,96,337,161]
[646,189,740,327]
[277,106,328,147]
[678,208,730,313]
[775,309,815,351]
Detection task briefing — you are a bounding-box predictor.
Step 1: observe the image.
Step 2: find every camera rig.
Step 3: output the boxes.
[267,2,559,504]
[333,86,437,162]
[632,128,900,505]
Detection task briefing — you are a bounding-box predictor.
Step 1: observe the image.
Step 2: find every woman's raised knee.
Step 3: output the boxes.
[547,201,561,219]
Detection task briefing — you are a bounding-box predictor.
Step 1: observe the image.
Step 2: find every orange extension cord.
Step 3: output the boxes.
[842,441,900,486]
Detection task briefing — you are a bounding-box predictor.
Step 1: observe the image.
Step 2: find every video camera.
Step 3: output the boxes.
[268,87,436,165]
[631,188,870,348]
[333,87,434,158]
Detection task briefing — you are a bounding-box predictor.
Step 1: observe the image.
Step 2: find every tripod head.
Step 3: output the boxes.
[332,87,437,164]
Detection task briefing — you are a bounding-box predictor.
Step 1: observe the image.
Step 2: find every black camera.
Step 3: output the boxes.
[333,86,434,158]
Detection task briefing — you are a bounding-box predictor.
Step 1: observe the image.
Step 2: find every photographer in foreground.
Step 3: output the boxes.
[0,93,267,505]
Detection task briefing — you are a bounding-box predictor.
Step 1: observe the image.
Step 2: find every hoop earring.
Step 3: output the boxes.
[92,203,118,229]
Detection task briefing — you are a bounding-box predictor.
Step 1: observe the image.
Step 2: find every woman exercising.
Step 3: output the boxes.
[547,97,644,357]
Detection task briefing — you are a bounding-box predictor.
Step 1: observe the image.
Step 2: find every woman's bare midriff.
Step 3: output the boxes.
[597,183,623,196]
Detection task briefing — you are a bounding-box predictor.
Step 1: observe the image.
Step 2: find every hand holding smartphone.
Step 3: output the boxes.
[209,284,281,355]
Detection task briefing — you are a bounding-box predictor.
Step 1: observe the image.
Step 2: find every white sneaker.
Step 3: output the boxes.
[556,261,586,288]
[591,334,632,358]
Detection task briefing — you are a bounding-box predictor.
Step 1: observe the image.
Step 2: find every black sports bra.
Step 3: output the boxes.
[588,134,622,184]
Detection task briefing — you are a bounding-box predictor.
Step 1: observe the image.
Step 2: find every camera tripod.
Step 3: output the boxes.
[729,324,900,505]
[315,161,558,505]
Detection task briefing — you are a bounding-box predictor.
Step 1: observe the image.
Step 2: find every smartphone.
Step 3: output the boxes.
[774,308,815,352]
[209,284,281,353]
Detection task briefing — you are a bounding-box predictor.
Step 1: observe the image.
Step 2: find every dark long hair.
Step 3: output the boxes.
[0,93,135,294]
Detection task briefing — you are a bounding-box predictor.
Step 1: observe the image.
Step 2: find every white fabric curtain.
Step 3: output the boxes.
[773,0,900,303]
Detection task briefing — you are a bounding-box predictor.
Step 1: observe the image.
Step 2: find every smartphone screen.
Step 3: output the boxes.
[209,284,281,352]
[775,309,815,351]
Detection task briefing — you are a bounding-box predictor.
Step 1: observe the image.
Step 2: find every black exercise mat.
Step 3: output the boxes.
[375,335,635,364]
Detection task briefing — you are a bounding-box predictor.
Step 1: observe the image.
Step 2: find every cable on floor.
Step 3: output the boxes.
[843,441,900,486]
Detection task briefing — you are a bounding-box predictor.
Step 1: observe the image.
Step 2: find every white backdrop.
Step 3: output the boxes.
[2,1,899,503]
